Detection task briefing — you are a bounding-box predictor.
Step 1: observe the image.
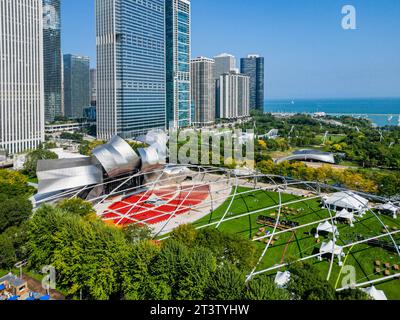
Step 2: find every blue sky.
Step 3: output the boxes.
[61,0,400,99]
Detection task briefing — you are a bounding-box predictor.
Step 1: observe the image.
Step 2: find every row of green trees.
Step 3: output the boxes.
[257,160,400,196]
[25,202,288,300]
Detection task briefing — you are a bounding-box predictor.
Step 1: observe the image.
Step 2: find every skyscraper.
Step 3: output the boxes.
[240,54,264,111]
[166,0,191,129]
[191,57,215,126]
[96,0,166,140]
[213,53,236,80]
[217,71,250,120]
[0,0,45,154]
[63,54,90,119]
[42,0,62,122]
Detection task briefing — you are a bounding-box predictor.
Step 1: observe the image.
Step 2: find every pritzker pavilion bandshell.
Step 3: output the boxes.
[34,136,400,299]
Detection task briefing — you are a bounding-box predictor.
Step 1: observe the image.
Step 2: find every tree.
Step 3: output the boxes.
[120,240,164,300]
[56,198,96,218]
[0,194,32,233]
[286,262,337,300]
[123,224,153,244]
[79,140,106,156]
[170,224,197,245]
[206,263,245,300]
[27,205,130,300]
[150,240,216,300]
[337,288,370,300]
[43,141,57,149]
[0,233,16,269]
[0,169,32,197]
[2,224,29,263]
[196,228,257,271]
[23,148,58,178]
[59,132,84,142]
[244,274,289,300]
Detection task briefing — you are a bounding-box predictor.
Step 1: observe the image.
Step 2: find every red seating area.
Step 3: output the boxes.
[102,185,210,226]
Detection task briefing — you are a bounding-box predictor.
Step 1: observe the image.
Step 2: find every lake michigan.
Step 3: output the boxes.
[264,98,400,127]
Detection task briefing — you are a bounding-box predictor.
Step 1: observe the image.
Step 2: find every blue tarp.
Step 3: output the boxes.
[0,284,5,290]
[7,296,19,300]
[25,296,36,301]
[39,295,50,300]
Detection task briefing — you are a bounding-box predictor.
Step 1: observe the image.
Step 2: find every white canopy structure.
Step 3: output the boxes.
[376,202,399,219]
[335,209,355,227]
[319,240,345,266]
[315,221,339,238]
[274,271,291,288]
[323,191,369,215]
[361,286,387,301]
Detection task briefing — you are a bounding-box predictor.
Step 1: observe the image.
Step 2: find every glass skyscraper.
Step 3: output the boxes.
[96,0,166,140]
[42,0,62,122]
[240,55,265,111]
[63,54,90,119]
[166,0,191,129]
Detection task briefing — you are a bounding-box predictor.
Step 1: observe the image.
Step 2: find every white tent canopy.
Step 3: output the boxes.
[319,240,345,266]
[376,202,399,219]
[335,209,355,227]
[315,221,339,238]
[323,191,369,214]
[274,271,291,288]
[361,286,387,301]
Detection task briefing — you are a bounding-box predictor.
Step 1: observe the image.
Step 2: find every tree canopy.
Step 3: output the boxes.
[23,147,58,178]
[0,169,32,197]
[0,193,32,233]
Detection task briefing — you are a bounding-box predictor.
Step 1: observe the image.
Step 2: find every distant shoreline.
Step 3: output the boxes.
[264,98,400,127]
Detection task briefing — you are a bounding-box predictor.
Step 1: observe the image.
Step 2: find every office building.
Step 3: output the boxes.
[42,0,62,122]
[166,0,191,129]
[240,54,264,111]
[0,0,45,154]
[96,0,166,139]
[63,54,90,119]
[213,53,236,80]
[191,57,215,126]
[217,71,250,120]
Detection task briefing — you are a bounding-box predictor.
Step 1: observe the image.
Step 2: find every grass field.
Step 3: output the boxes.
[193,187,400,299]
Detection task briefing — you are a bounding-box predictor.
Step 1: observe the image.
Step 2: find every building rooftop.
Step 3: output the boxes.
[214,53,235,58]
[0,273,26,288]
[191,56,214,62]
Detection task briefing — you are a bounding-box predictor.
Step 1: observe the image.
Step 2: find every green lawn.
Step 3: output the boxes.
[193,187,400,299]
